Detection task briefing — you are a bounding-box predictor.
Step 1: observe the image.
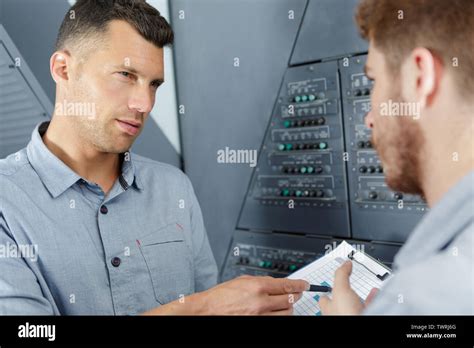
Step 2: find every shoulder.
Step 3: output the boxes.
[131,152,192,190]
[365,225,473,314]
[0,148,30,178]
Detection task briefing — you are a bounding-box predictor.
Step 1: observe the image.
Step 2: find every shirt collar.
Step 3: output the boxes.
[120,149,144,191]
[26,121,143,198]
[393,170,474,269]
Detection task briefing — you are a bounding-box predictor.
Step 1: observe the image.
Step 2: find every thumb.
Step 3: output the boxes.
[365,287,379,307]
[333,260,352,291]
[319,295,330,314]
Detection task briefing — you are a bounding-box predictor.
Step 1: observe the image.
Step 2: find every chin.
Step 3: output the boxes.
[98,143,132,154]
[384,170,404,192]
[114,145,133,154]
[385,166,423,195]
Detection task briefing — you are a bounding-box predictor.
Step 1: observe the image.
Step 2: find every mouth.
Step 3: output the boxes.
[116,119,141,136]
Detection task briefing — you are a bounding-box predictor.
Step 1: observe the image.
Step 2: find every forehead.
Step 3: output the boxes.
[97,20,164,73]
[366,41,384,69]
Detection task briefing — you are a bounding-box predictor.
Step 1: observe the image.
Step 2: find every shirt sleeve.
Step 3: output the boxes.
[185,176,219,292]
[363,231,473,315]
[0,216,55,315]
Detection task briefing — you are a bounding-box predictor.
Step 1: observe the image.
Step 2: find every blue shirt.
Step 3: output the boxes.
[364,170,474,314]
[0,122,218,315]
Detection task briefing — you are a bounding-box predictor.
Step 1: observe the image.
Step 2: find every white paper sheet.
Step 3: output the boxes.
[288,241,392,315]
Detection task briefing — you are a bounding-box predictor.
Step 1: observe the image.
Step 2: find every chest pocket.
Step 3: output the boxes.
[138,223,194,305]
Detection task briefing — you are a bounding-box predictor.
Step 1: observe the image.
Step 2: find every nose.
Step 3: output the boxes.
[365,110,374,129]
[128,87,154,114]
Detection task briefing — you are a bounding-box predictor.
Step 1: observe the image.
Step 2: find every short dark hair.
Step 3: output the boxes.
[56,0,174,54]
[355,0,474,99]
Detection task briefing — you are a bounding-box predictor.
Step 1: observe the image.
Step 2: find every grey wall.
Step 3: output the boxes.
[131,117,181,167]
[171,0,308,268]
[1,0,69,103]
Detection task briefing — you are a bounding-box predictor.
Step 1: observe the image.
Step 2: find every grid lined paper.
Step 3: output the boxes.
[288,241,389,316]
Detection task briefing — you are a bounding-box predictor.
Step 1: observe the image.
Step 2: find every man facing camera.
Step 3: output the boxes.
[321,0,473,315]
[0,0,307,315]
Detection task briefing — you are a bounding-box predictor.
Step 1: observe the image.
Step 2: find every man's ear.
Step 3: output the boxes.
[400,47,442,109]
[50,50,71,84]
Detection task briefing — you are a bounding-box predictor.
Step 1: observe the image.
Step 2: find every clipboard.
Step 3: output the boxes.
[347,249,391,281]
[288,241,393,315]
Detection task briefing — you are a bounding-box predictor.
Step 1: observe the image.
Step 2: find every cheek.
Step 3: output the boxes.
[370,81,393,124]
[371,86,385,119]
[94,78,130,113]
[99,78,126,98]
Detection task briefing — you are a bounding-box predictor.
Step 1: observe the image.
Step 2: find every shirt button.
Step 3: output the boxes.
[100,205,108,214]
[111,257,121,267]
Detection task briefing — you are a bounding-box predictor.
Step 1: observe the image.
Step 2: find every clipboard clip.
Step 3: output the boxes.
[347,250,390,281]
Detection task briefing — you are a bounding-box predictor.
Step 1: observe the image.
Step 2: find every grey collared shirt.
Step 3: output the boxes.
[364,171,474,314]
[0,122,218,315]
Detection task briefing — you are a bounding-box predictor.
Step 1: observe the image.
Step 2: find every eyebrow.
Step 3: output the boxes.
[113,64,164,86]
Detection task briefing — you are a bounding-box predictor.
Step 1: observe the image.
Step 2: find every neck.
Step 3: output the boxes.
[420,124,474,208]
[42,116,121,194]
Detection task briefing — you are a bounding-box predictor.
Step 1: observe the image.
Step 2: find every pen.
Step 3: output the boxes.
[307,284,332,292]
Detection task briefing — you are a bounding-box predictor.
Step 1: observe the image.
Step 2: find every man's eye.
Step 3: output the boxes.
[119,71,131,78]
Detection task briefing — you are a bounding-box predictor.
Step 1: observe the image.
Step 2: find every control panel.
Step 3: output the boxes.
[221,230,401,281]
[238,61,351,237]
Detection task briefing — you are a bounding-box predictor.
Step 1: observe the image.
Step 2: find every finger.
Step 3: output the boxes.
[264,292,303,311]
[238,274,252,280]
[282,292,304,305]
[365,287,379,306]
[319,295,330,314]
[262,278,310,295]
[291,292,304,303]
[333,261,352,292]
[264,307,294,316]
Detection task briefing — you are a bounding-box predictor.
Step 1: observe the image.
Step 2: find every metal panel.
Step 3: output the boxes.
[221,229,401,282]
[0,25,52,158]
[0,0,70,103]
[290,0,367,65]
[237,60,351,237]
